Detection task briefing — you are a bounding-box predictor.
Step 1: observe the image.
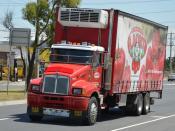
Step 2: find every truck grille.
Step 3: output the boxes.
[42,75,69,95]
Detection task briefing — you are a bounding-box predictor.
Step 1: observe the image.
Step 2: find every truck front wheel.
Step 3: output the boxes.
[84,97,98,125]
[28,114,43,122]
[27,106,43,122]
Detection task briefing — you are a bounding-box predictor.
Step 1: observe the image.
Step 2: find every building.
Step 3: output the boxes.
[0,41,26,78]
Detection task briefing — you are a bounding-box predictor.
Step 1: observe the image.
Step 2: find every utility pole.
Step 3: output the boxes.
[7,28,13,95]
[169,32,173,73]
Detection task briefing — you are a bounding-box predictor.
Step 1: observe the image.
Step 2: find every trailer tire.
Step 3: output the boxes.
[126,94,143,116]
[83,97,98,125]
[134,94,143,116]
[126,94,135,114]
[142,93,150,115]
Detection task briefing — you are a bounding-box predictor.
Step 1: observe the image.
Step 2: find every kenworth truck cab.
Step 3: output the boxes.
[27,7,167,125]
[27,43,106,124]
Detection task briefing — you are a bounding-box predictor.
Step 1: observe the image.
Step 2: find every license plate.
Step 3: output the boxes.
[32,107,39,113]
[43,108,70,117]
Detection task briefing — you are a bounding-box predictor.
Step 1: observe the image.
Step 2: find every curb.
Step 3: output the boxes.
[0,99,26,107]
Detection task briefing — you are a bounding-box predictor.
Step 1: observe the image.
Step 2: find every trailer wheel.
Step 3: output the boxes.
[84,97,98,125]
[142,93,150,115]
[134,94,143,116]
[126,94,143,116]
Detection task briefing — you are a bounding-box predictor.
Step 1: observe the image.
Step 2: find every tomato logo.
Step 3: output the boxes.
[113,48,125,83]
[128,27,147,74]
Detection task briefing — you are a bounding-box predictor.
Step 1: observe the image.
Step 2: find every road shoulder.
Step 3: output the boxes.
[0,99,26,107]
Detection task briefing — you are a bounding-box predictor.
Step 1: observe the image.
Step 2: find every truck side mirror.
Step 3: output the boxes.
[104,53,110,69]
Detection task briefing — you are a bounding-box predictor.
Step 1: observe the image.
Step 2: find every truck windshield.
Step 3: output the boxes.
[50,48,93,64]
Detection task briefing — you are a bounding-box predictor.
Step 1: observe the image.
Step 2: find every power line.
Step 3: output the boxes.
[149,20,175,25]
[0,2,26,6]
[0,2,25,4]
[0,29,9,32]
[83,0,174,5]
[0,17,22,20]
[162,21,175,23]
[135,9,175,15]
[0,5,24,7]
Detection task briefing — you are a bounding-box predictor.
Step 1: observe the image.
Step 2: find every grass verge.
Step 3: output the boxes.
[0,91,26,101]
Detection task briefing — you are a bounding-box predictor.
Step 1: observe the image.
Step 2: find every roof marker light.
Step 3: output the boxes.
[82,42,88,46]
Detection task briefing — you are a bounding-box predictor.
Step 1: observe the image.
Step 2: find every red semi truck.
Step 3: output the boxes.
[27,8,168,125]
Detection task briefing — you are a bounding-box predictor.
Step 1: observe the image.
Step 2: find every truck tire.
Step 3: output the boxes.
[119,106,127,112]
[28,115,43,122]
[134,94,143,116]
[101,106,110,114]
[142,93,150,115]
[27,106,43,122]
[126,94,137,114]
[84,97,98,125]
[126,94,143,116]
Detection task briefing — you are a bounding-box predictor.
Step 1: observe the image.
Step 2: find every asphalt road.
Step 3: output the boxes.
[0,81,175,131]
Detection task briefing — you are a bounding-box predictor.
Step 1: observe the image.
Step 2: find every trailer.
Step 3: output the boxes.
[27,7,168,125]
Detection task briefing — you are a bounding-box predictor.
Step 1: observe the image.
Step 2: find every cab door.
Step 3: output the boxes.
[91,52,103,88]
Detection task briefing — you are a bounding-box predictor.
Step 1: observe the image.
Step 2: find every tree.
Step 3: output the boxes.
[2,11,26,79]
[165,57,175,72]
[2,11,14,30]
[22,0,81,88]
[61,0,81,7]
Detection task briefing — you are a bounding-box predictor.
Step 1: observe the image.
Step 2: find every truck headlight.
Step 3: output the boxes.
[72,88,83,95]
[32,85,40,92]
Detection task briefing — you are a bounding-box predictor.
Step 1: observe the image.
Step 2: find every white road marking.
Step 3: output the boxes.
[111,114,175,131]
[150,116,164,118]
[0,118,9,121]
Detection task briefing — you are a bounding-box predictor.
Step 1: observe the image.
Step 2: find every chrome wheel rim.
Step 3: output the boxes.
[90,103,97,122]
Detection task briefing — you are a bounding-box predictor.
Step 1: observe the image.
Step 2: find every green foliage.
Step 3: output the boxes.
[61,0,81,7]
[22,0,81,47]
[22,3,37,26]
[22,0,49,28]
[165,59,170,71]
[165,58,175,71]
[22,0,81,88]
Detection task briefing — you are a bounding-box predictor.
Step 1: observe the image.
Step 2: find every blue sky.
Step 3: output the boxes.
[81,0,175,30]
[0,0,175,30]
[0,0,35,41]
[0,0,174,56]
